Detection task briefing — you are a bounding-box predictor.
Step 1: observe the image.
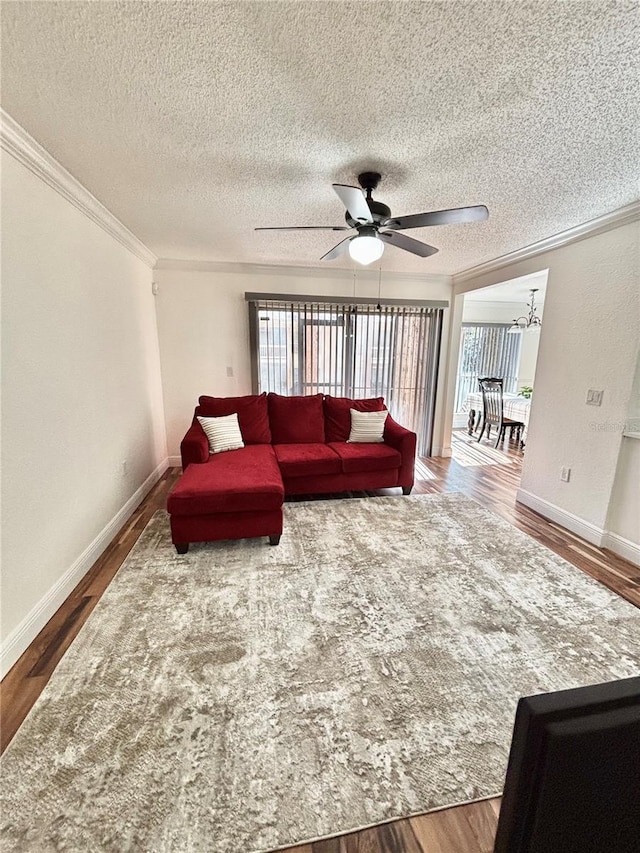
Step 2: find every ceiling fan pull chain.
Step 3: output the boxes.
[377,262,382,311]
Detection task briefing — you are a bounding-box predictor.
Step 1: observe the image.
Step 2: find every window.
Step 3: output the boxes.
[249,298,444,456]
[454,324,522,412]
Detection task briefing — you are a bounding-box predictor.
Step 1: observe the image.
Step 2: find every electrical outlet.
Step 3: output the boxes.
[152,282,159,296]
[226,366,234,378]
[586,389,603,406]
[122,459,128,476]
[560,466,571,482]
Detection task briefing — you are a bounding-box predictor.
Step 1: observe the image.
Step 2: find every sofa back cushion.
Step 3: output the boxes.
[324,395,386,442]
[268,393,325,444]
[197,393,271,444]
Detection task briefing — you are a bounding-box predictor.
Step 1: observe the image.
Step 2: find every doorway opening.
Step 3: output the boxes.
[452,270,548,467]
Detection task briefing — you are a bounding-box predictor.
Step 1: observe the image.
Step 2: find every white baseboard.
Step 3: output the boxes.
[515,490,640,567]
[431,445,452,458]
[0,457,169,679]
[515,488,605,546]
[452,413,469,429]
[601,531,640,567]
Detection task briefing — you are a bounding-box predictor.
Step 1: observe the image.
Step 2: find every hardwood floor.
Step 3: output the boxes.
[2,431,638,852]
[284,798,501,853]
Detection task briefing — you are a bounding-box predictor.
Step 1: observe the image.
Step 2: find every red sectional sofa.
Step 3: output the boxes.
[167,392,417,553]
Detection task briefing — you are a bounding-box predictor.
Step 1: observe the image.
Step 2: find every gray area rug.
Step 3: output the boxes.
[2,494,639,852]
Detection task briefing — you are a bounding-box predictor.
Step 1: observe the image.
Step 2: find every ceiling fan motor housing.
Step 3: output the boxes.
[346,199,391,229]
[345,170,391,229]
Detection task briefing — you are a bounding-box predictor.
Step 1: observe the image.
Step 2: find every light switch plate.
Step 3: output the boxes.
[586,389,603,406]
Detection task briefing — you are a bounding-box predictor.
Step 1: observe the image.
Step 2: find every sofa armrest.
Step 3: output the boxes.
[180,419,209,469]
[384,415,417,490]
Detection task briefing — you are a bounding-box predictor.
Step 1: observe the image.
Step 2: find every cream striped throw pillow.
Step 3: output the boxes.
[347,409,388,443]
[197,413,245,454]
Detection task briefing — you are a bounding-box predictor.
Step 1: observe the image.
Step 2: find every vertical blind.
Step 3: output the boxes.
[454,324,522,412]
[249,300,443,456]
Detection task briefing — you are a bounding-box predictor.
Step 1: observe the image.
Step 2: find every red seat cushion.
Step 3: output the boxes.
[167,445,283,515]
[197,393,271,444]
[324,396,386,442]
[273,443,341,478]
[328,442,402,474]
[268,393,325,444]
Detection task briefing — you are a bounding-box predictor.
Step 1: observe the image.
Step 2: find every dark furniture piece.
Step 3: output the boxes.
[477,377,525,448]
[494,676,640,853]
[167,393,417,552]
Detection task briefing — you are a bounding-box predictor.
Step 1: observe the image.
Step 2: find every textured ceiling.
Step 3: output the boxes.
[2,1,639,274]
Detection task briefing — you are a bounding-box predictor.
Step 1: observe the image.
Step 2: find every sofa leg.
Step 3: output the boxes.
[175,543,189,554]
[402,486,412,495]
[269,534,281,546]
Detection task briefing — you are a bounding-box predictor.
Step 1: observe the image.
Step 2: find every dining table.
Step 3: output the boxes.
[463,391,532,445]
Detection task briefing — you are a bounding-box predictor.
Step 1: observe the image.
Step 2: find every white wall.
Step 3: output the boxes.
[456,220,639,555]
[605,438,640,557]
[462,301,523,324]
[605,350,640,558]
[1,149,167,673]
[153,264,452,459]
[517,331,541,389]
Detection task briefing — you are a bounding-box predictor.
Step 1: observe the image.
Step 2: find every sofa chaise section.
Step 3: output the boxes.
[167,444,284,553]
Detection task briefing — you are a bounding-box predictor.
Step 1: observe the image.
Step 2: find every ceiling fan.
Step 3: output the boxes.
[255,171,489,265]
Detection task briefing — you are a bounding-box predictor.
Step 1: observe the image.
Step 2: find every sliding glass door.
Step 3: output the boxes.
[454,323,522,412]
[250,300,443,456]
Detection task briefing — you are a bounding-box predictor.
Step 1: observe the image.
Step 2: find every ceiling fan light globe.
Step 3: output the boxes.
[349,235,384,266]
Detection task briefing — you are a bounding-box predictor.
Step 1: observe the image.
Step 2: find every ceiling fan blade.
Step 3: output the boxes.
[255,225,351,231]
[332,184,373,224]
[379,231,439,257]
[320,236,352,261]
[384,205,489,231]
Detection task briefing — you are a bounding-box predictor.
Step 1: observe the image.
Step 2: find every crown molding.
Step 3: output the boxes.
[154,257,452,286]
[1,109,157,268]
[453,200,640,289]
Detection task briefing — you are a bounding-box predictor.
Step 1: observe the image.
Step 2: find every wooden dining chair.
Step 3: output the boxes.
[477,377,525,448]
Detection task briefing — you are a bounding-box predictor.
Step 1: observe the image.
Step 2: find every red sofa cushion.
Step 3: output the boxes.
[167,445,283,515]
[268,393,325,444]
[273,443,341,478]
[324,396,386,442]
[328,442,402,474]
[197,393,271,444]
[282,470,400,495]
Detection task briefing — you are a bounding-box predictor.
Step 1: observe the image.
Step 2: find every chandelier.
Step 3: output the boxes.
[507,288,542,334]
